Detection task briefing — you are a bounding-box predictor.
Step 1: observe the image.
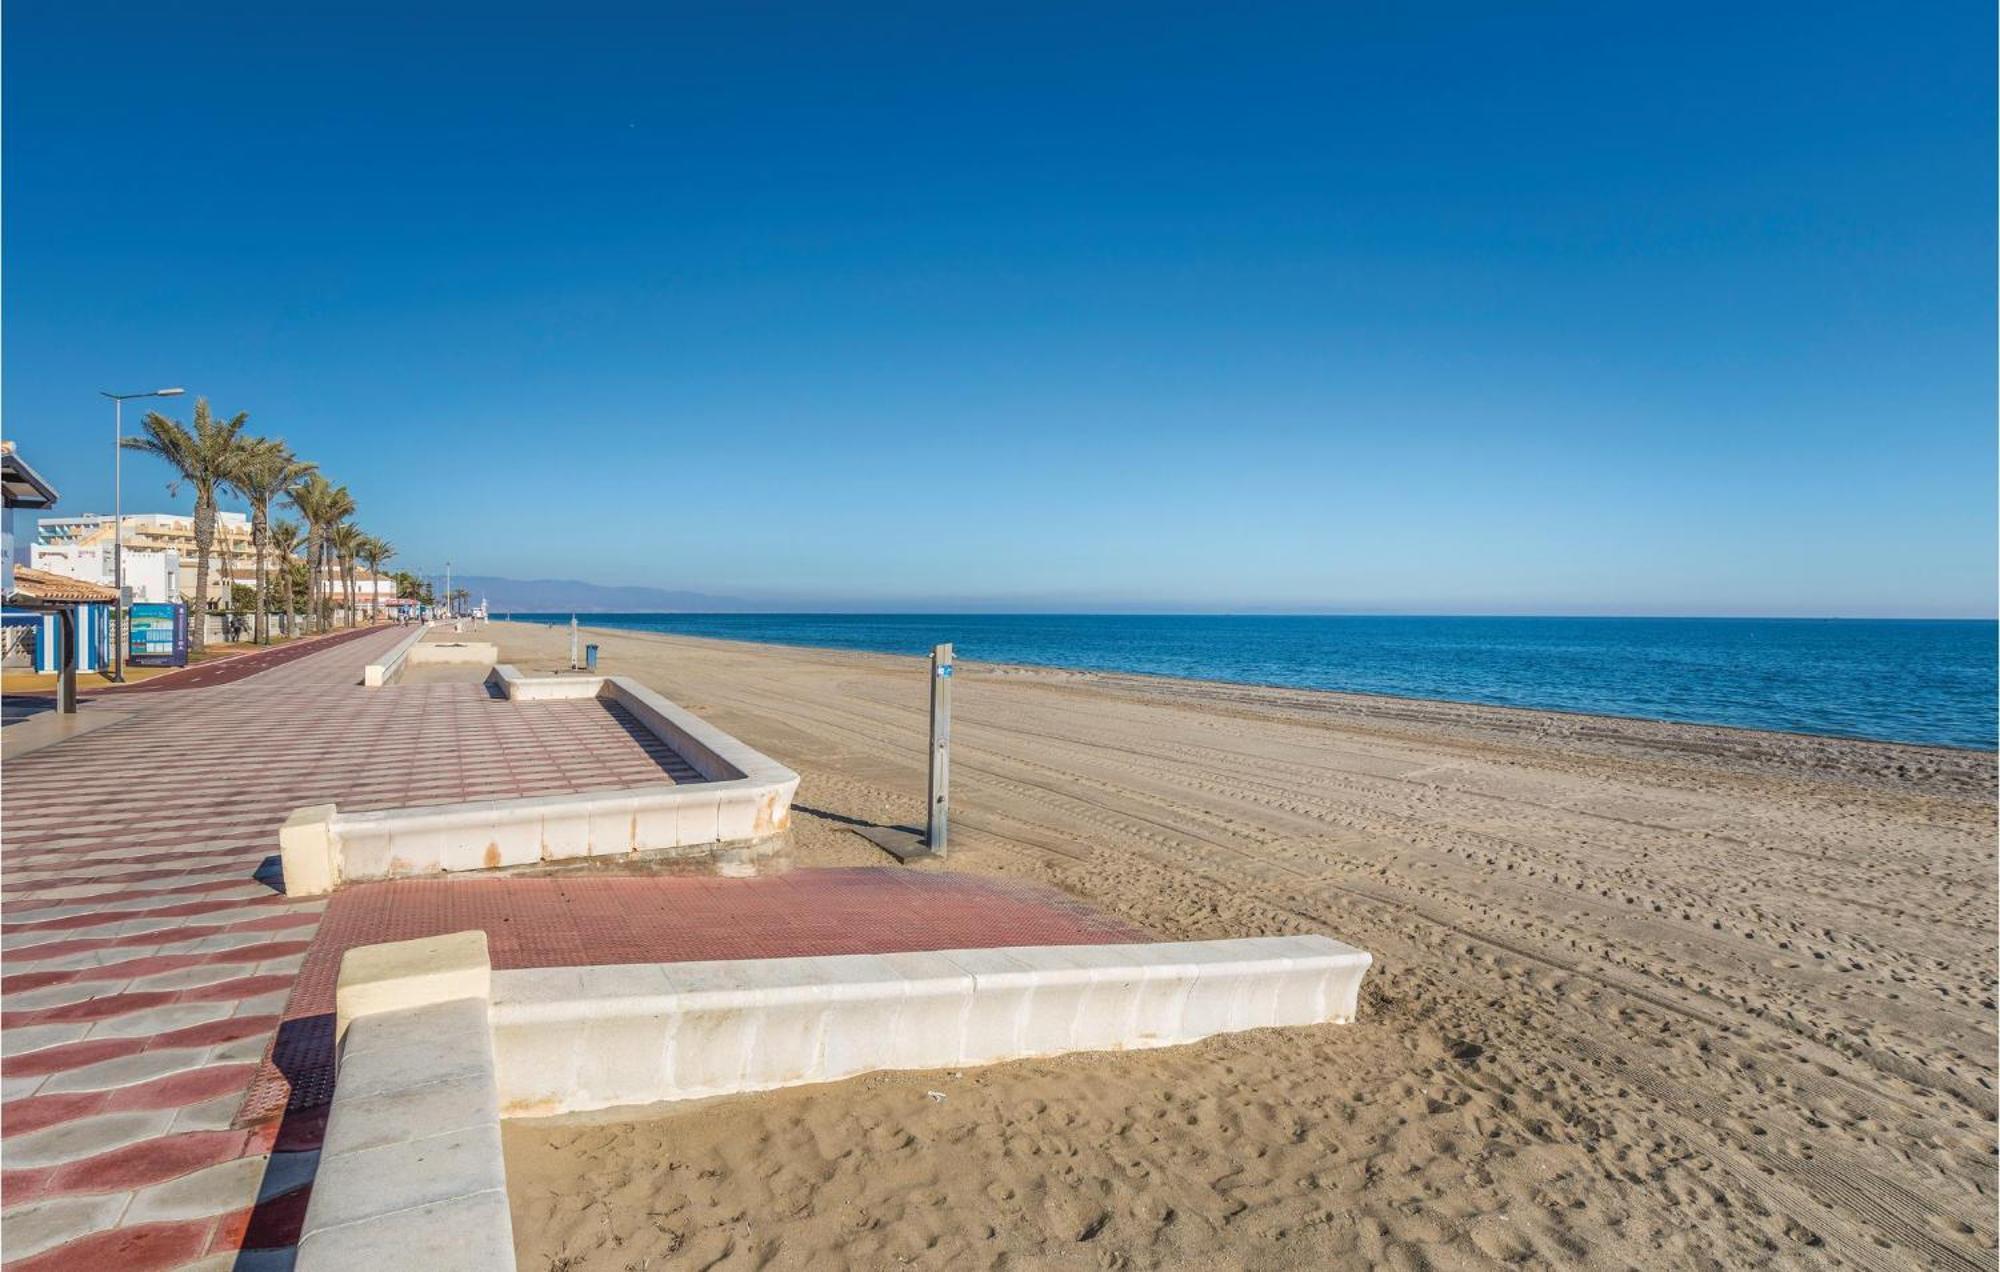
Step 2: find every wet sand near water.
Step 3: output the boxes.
[483,620,1997,1270]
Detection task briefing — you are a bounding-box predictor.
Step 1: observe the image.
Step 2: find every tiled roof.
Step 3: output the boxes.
[8,565,119,604]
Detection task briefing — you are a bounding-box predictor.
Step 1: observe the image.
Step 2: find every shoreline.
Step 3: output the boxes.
[501,613,1997,756]
[517,618,1997,796]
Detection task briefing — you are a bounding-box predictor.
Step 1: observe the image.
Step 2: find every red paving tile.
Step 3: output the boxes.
[1,1017,281,1082]
[6,1127,271,1198]
[1,1064,259,1138]
[0,941,312,994]
[240,867,1149,1122]
[2,1037,148,1078]
[5,1218,217,1272]
[2,896,277,933]
[0,915,322,966]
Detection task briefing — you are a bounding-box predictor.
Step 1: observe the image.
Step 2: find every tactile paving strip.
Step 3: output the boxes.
[238,868,1149,1124]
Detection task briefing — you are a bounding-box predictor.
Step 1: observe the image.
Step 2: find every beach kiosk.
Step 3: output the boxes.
[3,444,117,713]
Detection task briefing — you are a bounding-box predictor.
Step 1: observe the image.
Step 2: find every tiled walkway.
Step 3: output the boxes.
[0,628,705,1270]
[0,629,1152,1270]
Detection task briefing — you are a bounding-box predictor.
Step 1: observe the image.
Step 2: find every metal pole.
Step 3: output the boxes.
[111,399,125,682]
[570,615,580,670]
[927,642,952,853]
[57,609,79,714]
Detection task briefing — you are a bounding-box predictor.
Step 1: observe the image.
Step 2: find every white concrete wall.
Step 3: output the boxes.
[489,935,1372,1117]
[282,669,799,895]
[405,640,499,667]
[487,663,600,701]
[299,996,512,1268]
[361,624,430,687]
[306,930,1371,1271]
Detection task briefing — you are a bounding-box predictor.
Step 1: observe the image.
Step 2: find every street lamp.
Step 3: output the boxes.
[101,387,185,682]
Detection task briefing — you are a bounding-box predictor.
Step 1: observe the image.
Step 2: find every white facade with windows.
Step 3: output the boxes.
[29,542,182,605]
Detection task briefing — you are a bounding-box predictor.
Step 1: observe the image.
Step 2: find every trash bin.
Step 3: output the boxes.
[584,644,599,672]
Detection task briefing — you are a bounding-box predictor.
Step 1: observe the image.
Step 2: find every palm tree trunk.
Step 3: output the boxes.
[192,491,215,654]
[251,508,269,645]
[218,532,235,631]
[306,531,321,634]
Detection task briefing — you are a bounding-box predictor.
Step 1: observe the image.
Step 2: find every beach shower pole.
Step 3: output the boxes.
[928,643,952,854]
[570,615,580,670]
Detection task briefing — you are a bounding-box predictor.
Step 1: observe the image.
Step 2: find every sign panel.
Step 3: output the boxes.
[128,602,189,667]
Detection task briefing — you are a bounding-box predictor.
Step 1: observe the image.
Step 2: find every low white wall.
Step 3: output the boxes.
[362,624,430,687]
[306,930,1372,1272]
[406,640,499,667]
[280,672,798,896]
[490,935,1372,1117]
[298,996,513,1269]
[487,663,599,701]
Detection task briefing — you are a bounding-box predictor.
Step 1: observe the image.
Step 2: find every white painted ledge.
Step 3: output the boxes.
[299,939,512,1271]
[490,934,1372,1117]
[406,640,499,667]
[309,930,1372,1271]
[362,624,431,687]
[280,673,799,896]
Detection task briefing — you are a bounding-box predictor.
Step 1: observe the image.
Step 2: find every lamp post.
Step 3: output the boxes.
[101,387,185,681]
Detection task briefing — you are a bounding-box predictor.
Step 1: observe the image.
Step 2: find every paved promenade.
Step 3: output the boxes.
[0,626,700,1270]
[1,628,1148,1269]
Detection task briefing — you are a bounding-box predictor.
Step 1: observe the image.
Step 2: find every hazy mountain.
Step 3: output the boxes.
[452,576,748,613]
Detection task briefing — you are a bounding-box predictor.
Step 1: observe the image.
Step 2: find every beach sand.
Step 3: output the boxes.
[484,621,1997,1270]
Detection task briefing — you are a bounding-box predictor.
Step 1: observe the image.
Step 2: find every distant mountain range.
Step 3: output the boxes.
[452,576,749,613]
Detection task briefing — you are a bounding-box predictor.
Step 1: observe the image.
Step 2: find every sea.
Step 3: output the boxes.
[504,613,1997,751]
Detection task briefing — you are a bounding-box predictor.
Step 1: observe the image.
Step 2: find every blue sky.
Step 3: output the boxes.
[6,2,1993,615]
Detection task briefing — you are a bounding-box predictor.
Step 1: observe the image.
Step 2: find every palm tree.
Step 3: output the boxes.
[232,440,316,644]
[288,475,353,633]
[358,535,395,622]
[120,398,251,653]
[390,570,427,612]
[286,475,327,633]
[268,519,304,638]
[330,522,365,629]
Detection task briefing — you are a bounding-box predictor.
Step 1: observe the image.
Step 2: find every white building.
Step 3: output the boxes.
[35,511,393,614]
[29,542,182,604]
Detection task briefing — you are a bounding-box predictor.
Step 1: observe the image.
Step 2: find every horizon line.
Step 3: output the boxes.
[489,609,1999,623]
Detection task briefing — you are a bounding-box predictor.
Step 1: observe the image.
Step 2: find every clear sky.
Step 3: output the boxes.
[5,2,1993,616]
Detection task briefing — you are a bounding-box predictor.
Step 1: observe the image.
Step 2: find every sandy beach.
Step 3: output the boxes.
[484,620,1997,1270]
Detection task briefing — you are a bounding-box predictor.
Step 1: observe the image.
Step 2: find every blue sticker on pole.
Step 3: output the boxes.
[937,665,953,677]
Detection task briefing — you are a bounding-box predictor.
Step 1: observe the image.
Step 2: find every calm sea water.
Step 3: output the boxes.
[508,613,1997,750]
